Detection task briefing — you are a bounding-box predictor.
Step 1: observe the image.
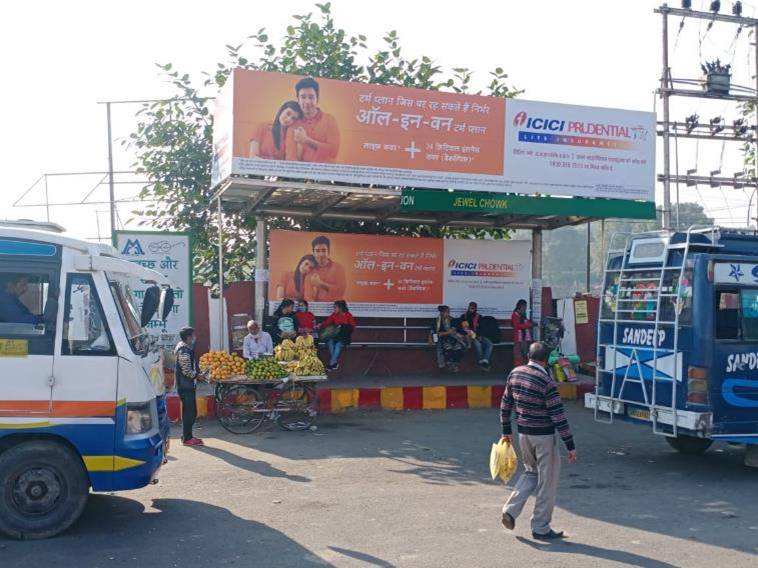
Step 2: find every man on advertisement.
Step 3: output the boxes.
[307,235,347,302]
[285,77,341,163]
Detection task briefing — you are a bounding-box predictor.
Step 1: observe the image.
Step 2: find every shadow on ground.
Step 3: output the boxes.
[1,495,334,567]
[201,402,758,558]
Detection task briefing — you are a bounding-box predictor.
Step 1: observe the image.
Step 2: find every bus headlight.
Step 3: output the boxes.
[126,402,153,435]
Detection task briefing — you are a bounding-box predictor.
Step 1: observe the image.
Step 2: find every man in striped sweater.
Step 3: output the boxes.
[500,341,577,540]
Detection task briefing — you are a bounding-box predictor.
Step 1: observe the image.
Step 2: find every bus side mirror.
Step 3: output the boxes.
[159,288,175,322]
[141,285,161,328]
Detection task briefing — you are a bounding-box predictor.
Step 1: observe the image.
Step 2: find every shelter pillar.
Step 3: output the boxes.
[531,229,542,340]
[217,197,225,349]
[254,215,268,325]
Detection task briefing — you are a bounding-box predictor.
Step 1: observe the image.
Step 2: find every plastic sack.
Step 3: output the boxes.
[490,438,518,483]
[552,363,567,382]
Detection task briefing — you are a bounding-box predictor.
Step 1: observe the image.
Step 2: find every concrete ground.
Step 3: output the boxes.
[2,403,757,568]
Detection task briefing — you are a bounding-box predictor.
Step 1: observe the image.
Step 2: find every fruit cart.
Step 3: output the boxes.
[212,374,326,434]
[200,336,327,434]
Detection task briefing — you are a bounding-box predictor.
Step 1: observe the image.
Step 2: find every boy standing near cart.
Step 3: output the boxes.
[175,327,204,447]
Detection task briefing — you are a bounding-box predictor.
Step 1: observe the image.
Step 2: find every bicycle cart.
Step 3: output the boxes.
[213,375,327,435]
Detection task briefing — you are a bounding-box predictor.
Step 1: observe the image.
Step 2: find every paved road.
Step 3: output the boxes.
[2,402,757,567]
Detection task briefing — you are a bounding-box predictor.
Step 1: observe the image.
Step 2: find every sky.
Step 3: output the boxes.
[2,0,757,240]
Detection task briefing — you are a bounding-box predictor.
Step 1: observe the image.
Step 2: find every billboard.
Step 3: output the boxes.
[268,230,530,318]
[114,231,192,347]
[212,68,655,202]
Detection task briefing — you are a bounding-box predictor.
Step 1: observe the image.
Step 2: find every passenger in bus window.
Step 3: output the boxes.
[0,274,43,324]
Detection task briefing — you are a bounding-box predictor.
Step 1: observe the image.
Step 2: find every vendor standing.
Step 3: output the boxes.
[242,320,273,359]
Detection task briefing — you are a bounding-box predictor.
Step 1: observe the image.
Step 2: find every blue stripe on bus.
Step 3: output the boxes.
[0,239,57,257]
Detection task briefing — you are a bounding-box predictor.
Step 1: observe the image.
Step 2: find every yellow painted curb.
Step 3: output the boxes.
[331,389,360,412]
[467,385,492,408]
[557,383,578,400]
[380,387,404,411]
[422,386,447,410]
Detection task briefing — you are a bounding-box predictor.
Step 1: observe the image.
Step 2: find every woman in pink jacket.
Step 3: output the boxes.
[511,299,534,367]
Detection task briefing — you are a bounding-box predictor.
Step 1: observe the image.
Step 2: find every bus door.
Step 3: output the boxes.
[0,239,61,416]
[52,272,118,423]
[712,284,758,438]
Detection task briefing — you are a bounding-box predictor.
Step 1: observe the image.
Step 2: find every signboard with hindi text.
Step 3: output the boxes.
[212,68,655,202]
[114,232,192,347]
[268,229,530,318]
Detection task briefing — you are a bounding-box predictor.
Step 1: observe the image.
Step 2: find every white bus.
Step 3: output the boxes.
[0,226,173,539]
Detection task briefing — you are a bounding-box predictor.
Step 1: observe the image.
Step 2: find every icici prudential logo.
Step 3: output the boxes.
[513,111,527,127]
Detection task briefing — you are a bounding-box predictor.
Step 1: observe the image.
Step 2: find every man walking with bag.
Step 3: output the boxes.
[499,341,577,540]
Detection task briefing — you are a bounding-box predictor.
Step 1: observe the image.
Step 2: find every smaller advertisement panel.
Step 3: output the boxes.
[442,239,530,318]
[115,231,192,347]
[268,230,530,318]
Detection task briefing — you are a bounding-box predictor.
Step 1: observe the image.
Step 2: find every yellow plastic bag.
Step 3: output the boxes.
[489,438,518,483]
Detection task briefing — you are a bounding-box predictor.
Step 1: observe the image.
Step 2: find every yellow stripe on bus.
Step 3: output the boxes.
[82,455,146,472]
[0,421,52,429]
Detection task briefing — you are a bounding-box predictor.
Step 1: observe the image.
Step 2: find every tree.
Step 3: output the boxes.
[129,2,522,287]
[541,202,714,298]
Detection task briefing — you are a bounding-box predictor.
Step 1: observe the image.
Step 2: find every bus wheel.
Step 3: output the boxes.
[665,435,713,455]
[0,441,89,540]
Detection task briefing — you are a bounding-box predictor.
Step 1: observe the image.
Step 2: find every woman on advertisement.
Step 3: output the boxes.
[248,100,303,160]
[275,254,317,301]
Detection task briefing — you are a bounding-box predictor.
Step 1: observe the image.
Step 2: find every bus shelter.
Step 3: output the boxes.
[207,67,657,365]
[211,176,655,337]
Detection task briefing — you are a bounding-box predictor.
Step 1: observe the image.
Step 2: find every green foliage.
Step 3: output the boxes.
[541,202,714,298]
[129,3,522,287]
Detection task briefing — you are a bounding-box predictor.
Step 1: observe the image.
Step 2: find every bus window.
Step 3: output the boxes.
[0,271,57,354]
[601,274,620,319]
[62,274,115,356]
[716,290,740,340]
[741,289,758,340]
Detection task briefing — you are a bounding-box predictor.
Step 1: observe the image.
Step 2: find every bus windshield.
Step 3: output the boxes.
[107,274,149,355]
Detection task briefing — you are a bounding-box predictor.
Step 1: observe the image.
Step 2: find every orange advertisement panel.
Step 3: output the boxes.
[211,69,656,201]
[230,69,504,175]
[268,230,532,318]
[269,230,443,315]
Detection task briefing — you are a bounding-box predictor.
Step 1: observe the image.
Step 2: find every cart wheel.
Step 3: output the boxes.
[276,385,317,432]
[215,385,265,434]
[665,434,713,455]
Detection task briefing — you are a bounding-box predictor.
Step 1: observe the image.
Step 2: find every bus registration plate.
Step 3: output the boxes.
[627,407,651,421]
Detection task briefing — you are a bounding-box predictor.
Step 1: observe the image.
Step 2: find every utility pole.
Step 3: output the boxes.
[106,102,116,237]
[655,4,758,231]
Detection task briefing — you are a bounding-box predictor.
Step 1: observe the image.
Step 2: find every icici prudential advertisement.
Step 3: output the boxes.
[268,230,530,318]
[211,68,655,202]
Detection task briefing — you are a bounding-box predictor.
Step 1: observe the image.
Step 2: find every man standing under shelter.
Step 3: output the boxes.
[500,341,577,540]
[286,77,341,163]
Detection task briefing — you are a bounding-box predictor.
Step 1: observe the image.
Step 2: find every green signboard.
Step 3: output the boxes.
[400,189,656,220]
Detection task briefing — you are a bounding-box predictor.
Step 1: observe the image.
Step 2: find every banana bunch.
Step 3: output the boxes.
[274,339,297,362]
[295,335,314,348]
[292,354,326,376]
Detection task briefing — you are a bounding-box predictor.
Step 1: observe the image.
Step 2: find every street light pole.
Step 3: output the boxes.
[106,102,116,237]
